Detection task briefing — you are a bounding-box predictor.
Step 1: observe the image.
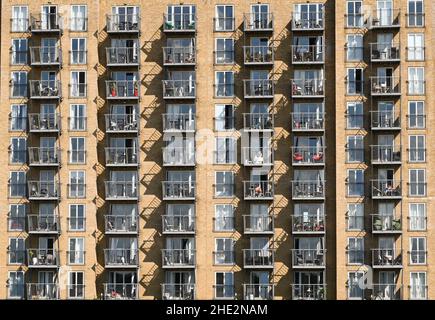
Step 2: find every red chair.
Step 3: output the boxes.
[312,152,323,162]
[293,152,303,162]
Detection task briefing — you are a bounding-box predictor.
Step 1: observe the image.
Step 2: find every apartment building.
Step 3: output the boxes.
[0,0,432,300]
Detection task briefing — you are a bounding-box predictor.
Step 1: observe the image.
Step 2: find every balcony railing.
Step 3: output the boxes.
[163,13,196,32]
[27,249,58,267]
[243,113,274,131]
[370,9,400,28]
[243,284,274,300]
[292,112,325,131]
[30,14,62,32]
[371,284,401,300]
[29,80,61,99]
[162,181,196,200]
[27,215,60,234]
[292,215,325,234]
[291,79,325,97]
[243,13,273,31]
[162,215,195,234]
[291,284,326,300]
[371,145,401,164]
[292,249,326,268]
[162,249,196,268]
[292,12,324,30]
[106,80,140,99]
[163,80,196,99]
[292,180,325,199]
[292,147,325,166]
[371,214,402,233]
[162,283,195,300]
[242,147,274,166]
[163,47,196,65]
[244,46,274,64]
[162,113,195,132]
[105,114,138,133]
[30,47,62,65]
[104,181,138,200]
[106,47,139,66]
[28,181,60,200]
[103,283,138,300]
[292,45,324,64]
[371,180,402,199]
[371,76,401,95]
[243,181,274,200]
[244,80,274,98]
[162,147,195,166]
[106,14,140,33]
[243,249,274,268]
[105,147,138,166]
[28,147,60,166]
[27,283,59,300]
[104,249,138,267]
[372,249,403,268]
[243,215,274,234]
[370,43,400,61]
[105,215,138,234]
[28,113,60,132]
[370,111,400,130]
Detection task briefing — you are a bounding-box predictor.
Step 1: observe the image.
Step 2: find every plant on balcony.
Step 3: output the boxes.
[373,217,382,230]
[110,82,117,97]
[134,82,139,96]
[392,219,401,230]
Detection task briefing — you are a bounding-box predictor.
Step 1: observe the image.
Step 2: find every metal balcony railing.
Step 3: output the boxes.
[243,46,274,64]
[243,113,274,131]
[30,14,62,32]
[162,249,196,268]
[244,79,274,98]
[371,284,401,300]
[292,249,326,268]
[292,45,324,63]
[162,215,195,234]
[371,180,402,198]
[162,113,195,132]
[106,14,140,33]
[243,181,274,200]
[105,114,138,132]
[106,47,139,65]
[104,181,138,200]
[243,284,274,300]
[370,43,400,61]
[243,13,273,31]
[104,249,138,267]
[371,214,402,233]
[243,215,274,234]
[105,147,138,166]
[29,80,61,99]
[28,147,60,166]
[162,283,195,300]
[103,283,138,300]
[292,147,325,165]
[163,80,196,99]
[291,12,324,30]
[292,112,325,131]
[30,47,62,65]
[162,147,195,166]
[372,248,403,267]
[163,46,196,65]
[370,9,400,28]
[371,145,401,164]
[371,76,401,95]
[27,215,60,233]
[291,79,325,97]
[27,249,58,267]
[28,113,60,132]
[106,80,140,99]
[28,181,60,199]
[163,13,196,32]
[292,215,326,233]
[162,181,196,200]
[291,284,326,300]
[27,283,59,300]
[370,111,400,130]
[105,215,138,234]
[292,180,325,199]
[242,147,274,166]
[243,249,274,268]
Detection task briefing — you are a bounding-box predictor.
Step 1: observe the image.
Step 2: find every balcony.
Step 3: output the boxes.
[106,14,140,33]
[28,181,60,200]
[243,284,274,300]
[162,249,196,268]
[27,215,60,234]
[292,147,325,166]
[291,284,326,300]
[370,43,400,62]
[243,13,273,31]
[28,147,60,166]
[291,12,324,30]
[27,283,59,300]
[163,47,196,66]
[372,248,403,268]
[104,249,138,268]
[243,249,274,268]
[292,215,325,234]
[243,215,274,234]
[28,113,60,133]
[291,249,326,268]
[30,47,62,66]
[292,112,325,131]
[162,113,195,132]
[162,147,195,166]
[106,47,139,66]
[162,283,195,300]
[243,113,274,132]
[243,181,274,200]
[30,14,62,32]
[103,283,138,300]
[371,180,402,199]
[292,45,324,64]
[104,215,138,234]
[370,111,400,130]
[370,9,400,28]
[242,147,274,166]
[371,145,401,164]
[243,46,274,65]
[163,80,196,99]
[371,284,401,300]
[106,80,140,100]
[291,79,325,98]
[292,181,325,200]
[162,215,195,234]
[105,147,138,167]
[163,13,196,32]
[29,80,61,99]
[27,249,59,268]
[105,114,139,133]
[244,80,274,98]
[104,181,138,200]
[371,214,402,234]
[162,181,196,200]
[371,77,401,96]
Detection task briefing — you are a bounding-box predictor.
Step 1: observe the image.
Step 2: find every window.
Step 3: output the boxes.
[408,34,424,61]
[410,272,427,299]
[347,136,364,162]
[69,204,86,231]
[348,237,364,264]
[166,5,196,30]
[347,169,364,197]
[347,68,363,94]
[409,203,426,231]
[70,5,87,31]
[409,169,426,196]
[70,71,87,97]
[410,237,426,265]
[214,238,234,265]
[215,71,234,97]
[9,171,26,197]
[71,38,87,64]
[68,271,84,299]
[215,39,234,64]
[409,135,425,162]
[407,0,424,27]
[215,272,234,299]
[10,104,27,131]
[9,238,25,264]
[10,137,26,164]
[408,67,425,95]
[8,204,26,231]
[215,104,235,131]
[346,102,363,129]
[69,171,86,198]
[8,271,24,299]
[347,203,364,230]
[408,101,425,128]
[215,5,234,31]
[346,34,363,61]
[215,171,234,197]
[214,204,234,231]
[11,71,27,97]
[11,6,28,32]
[11,39,27,65]
[69,238,85,265]
[346,1,363,27]
[69,137,86,164]
[70,104,86,131]
[215,137,236,164]
[348,272,364,299]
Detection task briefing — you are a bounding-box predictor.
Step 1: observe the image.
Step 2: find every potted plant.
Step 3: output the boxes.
[29,250,38,265]
[134,82,139,96]
[110,82,117,97]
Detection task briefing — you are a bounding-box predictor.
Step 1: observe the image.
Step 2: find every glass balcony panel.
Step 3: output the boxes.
[104,249,138,267]
[103,283,138,300]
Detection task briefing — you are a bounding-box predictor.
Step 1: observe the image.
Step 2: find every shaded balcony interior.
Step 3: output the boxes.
[292,271,325,300]
[292,136,325,165]
[162,171,195,200]
[162,271,195,300]
[292,103,325,131]
[291,69,324,97]
[162,204,195,234]
[292,36,324,64]
[292,237,325,268]
[105,204,138,234]
[105,105,139,133]
[104,237,138,267]
[163,38,195,65]
[292,203,325,234]
[291,4,324,30]
[292,170,325,199]
[163,71,195,99]
[162,237,195,268]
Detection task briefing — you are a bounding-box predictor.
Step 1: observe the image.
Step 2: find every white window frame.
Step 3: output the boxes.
[409,169,426,197]
[347,271,365,300]
[346,34,363,61]
[68,271,85,299]
[409,237,426,265]
[408,135,425,162]
[347,169,364,197]
[347,203,364,231]
[408,101,425,128]
[408,203,426,231]
[215,171,234,198]
[347,135,364,163]
[69,137,86,164]
[70,38,87,65]
[69,204,86,231]
[214,204,235,232]
[347,237,364,265]
[410,272,427,300]
[214,271,235,299]
[215,5,234,31]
